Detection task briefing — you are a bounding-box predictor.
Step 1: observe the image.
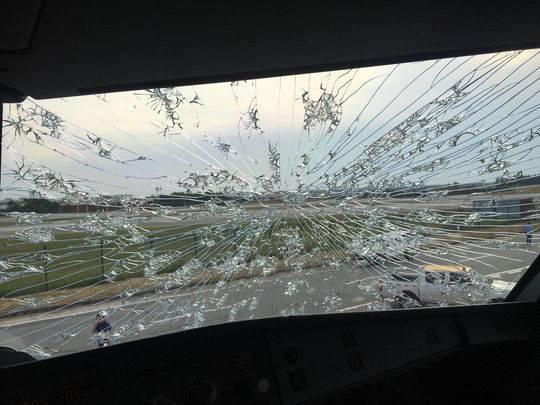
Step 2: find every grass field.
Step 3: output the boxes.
[0,213,361,298]
[0,210,530,299]
[0,224,200,297]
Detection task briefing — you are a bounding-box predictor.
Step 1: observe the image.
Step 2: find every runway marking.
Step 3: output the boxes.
[339,303,369,312]
[0,286,217,327]
[487,267,528,279]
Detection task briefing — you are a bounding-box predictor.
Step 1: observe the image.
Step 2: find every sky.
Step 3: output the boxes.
[1,48,539,200]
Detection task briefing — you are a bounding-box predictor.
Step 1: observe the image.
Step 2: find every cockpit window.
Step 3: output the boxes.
[425,272,445,284]
[449,272,471,283]
[0,49,538,359]
[392,274,418,282]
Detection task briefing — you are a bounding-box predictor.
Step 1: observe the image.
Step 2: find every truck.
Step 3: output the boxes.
[378,264,515,307]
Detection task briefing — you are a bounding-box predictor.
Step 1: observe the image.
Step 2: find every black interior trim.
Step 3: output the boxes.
[78,42,540,96]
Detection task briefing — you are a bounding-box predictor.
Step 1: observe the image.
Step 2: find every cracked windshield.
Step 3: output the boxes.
[1,49,539,359]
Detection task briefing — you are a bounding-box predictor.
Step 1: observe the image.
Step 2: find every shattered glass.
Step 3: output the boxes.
[0,49,539,359]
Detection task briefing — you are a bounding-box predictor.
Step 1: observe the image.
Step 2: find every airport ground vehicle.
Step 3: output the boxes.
[379,265,515,307]
[96,332,112,348]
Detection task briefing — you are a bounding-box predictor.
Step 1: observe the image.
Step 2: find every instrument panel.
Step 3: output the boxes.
[0,303,538,404]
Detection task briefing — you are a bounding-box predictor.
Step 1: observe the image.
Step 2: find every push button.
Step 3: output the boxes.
[289,369,307,391]
[347,351,364,371]
[426,328,439,345]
